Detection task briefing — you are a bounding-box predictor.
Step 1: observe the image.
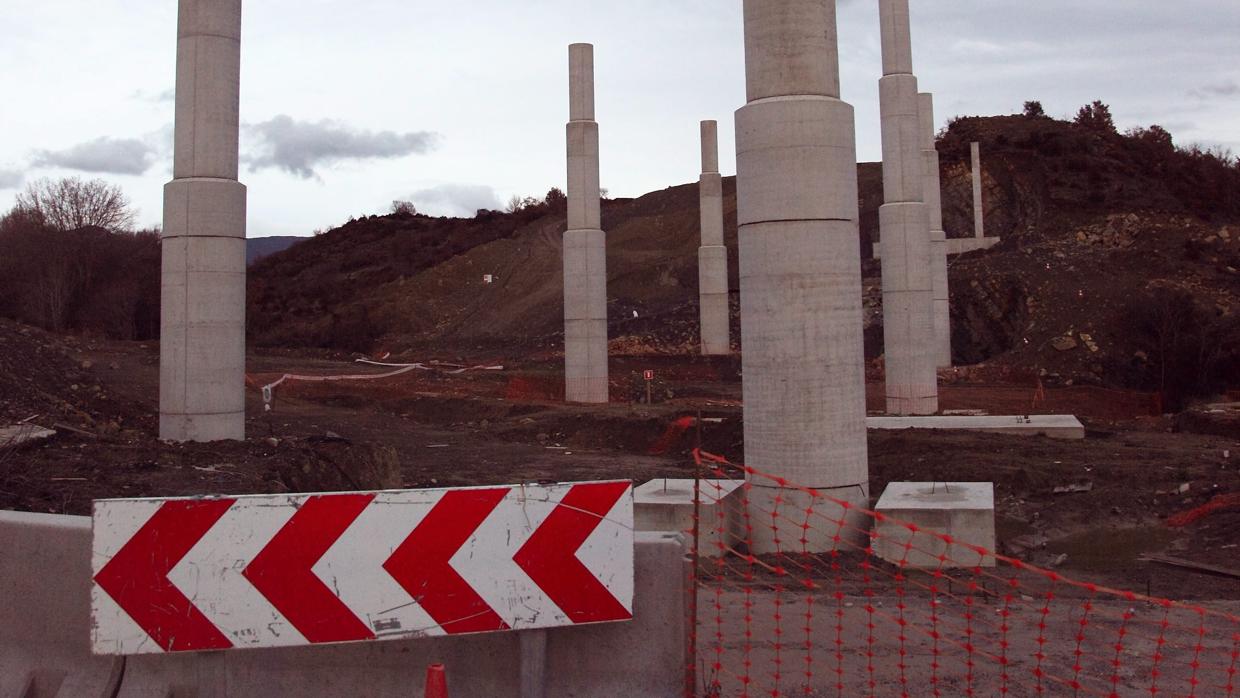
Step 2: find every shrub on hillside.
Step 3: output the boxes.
[1075,100,1117,134]
[1122,288,1240,409]
[0,207,160,339]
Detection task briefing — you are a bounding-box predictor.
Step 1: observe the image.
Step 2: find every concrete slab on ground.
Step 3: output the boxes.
[866,414,1085,440]
[0,424,56,449]
[874,481,996,568]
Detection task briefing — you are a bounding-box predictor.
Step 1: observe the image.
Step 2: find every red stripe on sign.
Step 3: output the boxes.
[384,488,511,635]
[243,494,377,644]
[94,499,236,652]
[515,482,632,624]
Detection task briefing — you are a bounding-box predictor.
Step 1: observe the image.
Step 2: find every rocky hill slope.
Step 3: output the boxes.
[248,112,1240,405]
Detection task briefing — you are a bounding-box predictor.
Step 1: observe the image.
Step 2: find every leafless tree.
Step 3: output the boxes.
[14,177,135,231]
[505,195,525,214]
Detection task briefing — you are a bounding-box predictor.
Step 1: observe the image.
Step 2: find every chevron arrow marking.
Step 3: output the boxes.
[93,498,237,652]
[91,481,633,655]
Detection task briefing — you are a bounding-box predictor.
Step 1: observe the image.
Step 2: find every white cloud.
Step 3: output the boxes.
[31,137,157,175]
[409,184,502,218]
[243,115,438,179]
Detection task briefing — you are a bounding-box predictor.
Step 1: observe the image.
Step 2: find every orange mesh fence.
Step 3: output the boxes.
[685,450,1240,698]
[1167,494,1240,528]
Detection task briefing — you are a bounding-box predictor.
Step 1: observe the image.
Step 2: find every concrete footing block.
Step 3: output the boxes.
[874,482,996,568]
[634,478,743,555]
[0,511,123,698]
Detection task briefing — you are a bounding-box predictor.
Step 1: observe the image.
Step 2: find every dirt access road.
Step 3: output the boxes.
[2,338,1237,599]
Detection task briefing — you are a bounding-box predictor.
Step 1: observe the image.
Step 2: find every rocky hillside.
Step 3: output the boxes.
[248,112,1240,404]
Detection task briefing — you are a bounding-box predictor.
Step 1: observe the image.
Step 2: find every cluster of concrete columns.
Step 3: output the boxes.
[735,0,870,550]
[697,121,730,356]
[877,0,939,416]
[563,44,609,404]
[158,0,958,454]
[159,0,247,442]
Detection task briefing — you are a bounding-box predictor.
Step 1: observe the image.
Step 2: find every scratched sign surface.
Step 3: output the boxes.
[91,481,633,655]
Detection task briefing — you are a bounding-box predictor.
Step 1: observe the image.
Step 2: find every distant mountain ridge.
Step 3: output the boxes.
[247,236,304,266]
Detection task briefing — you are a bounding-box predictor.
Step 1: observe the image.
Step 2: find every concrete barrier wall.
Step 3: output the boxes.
[0,511,687,698]
[0,511,123,698]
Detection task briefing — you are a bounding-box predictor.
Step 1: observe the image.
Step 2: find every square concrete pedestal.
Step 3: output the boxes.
[634,479,743,556]
[874,482,996,568]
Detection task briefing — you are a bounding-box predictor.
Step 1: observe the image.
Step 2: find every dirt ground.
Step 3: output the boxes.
[2,332,1238,601]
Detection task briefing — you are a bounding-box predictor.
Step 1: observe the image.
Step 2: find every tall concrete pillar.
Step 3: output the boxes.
[563,43,609,403]
[698,120,730,356]
[878,0,939,415]
[920,93,952,368]
[736,0,869,551]
[971,142,985,239]
[159,0,247,442]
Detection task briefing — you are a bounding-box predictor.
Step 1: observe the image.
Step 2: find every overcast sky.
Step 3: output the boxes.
[0,0,1236,237]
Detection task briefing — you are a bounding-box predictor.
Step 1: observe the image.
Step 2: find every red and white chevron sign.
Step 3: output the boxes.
[91,480,633,655]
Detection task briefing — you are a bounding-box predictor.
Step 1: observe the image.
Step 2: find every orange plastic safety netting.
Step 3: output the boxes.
[685,450,1240,698]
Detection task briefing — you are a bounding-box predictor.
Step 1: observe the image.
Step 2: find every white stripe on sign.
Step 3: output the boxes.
[168,499,307,649]
[314,491,441,639]
[456,485,568,628]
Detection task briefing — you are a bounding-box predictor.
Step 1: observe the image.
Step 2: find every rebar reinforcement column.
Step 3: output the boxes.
[878,0,939,415]
[563,43,609,403]
[698,120,730,356]
[736,0,869,551]
[920,92,952,368]
[159,0,247,441]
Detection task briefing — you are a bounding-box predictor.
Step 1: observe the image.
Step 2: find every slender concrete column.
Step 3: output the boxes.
[563,43,608,403]
[736,0,869,551]
[920,93,952,368]
[878,0,938,415]
[159,0,247,442]
[971,142,985,239]
[698,120,730,356]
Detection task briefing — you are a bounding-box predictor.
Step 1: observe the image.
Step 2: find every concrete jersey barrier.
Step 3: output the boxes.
[0,511,687,698]
[0,510,123,698]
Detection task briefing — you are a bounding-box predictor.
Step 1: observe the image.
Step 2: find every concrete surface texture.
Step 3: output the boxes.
[159,0,247,442]
[873,481,997,568]
[698,120,731,356]
[0,511,123,698]
[735,0,870,551]
[866,414,1087,440]
[972,141,986,239]
[634,478,743,555]
[920,92,953,369]
[878,0,939,416]
[0,513,687,697]
[563,43,609,404]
